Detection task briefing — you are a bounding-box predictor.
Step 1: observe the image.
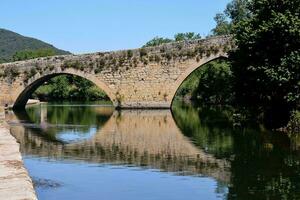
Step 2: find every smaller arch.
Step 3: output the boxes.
[169,54,229,106]
[13,69,116,110]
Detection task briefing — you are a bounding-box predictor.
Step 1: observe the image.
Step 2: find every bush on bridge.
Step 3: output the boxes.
[61,60,84,71]
[3,66,19,80]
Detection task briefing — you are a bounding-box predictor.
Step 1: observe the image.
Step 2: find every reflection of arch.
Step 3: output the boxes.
[7,108,231,183]
[9,104,114,144]
[13,68,116,109]
[170,55,228,105]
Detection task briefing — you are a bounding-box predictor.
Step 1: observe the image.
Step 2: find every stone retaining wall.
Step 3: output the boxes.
[0,109,37,200]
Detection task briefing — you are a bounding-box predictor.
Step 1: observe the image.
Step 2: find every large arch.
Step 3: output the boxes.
[13,68,116,109]
[169,55,229,106]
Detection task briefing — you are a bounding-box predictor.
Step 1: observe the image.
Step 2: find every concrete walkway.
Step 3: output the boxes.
[0,109,37,200]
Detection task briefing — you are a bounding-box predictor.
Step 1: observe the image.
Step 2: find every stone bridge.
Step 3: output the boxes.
[0,36,233,109]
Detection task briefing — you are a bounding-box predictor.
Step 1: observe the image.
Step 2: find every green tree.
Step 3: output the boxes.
[193,60,234,105]
[13,49,56,61]
[175,60,234,106]
[230,0,300,128]
[143,37,173,47]
[33,75,109,101]
[174,32,201,41]
[212,0,250,35]
[212,13,232,36]
[225,0,251,24]
[143,32,202,47]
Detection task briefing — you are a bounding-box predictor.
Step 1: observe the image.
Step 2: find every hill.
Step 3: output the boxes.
[0,28,70,63]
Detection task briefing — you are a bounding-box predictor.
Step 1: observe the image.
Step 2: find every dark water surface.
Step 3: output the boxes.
[6,101,300,200]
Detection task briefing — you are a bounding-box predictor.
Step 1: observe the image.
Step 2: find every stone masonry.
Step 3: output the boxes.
[0,36,233,109]
[0,107,37,200]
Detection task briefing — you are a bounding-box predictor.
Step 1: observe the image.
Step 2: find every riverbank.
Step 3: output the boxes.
[0,107,37,200]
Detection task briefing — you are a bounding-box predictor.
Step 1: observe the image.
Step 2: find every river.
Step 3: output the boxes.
[5,101,300,200]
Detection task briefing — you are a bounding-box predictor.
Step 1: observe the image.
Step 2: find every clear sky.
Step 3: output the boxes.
[1,0,230,54]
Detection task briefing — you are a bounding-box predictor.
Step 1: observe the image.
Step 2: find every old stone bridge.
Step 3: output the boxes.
[0,36,232,109]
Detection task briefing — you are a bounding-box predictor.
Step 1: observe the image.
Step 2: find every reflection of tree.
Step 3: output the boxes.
[172,101,300,199]
[24,105,113,138]
[228,131,300,200]
[172,102,235,158]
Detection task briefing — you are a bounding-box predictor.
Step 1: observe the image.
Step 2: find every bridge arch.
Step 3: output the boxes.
[0,36,233,109]
[169,55,229,106]
[13,68,116,109]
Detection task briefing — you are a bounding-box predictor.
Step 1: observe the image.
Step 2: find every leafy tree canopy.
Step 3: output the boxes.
[143,37,173,47]
[174,32,201,41]
[143,32,202,47]
[230,0,300,127]
[212,0,250,35]
[13,49,56,61]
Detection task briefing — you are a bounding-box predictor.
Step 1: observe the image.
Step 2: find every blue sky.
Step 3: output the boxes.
[1,0,230,54]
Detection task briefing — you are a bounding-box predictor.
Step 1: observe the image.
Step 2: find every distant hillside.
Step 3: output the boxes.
[0,28,70,63]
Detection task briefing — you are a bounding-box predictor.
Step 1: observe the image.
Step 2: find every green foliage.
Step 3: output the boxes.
[0,28,70,62]
[61,60,84,70]
[4,66,20,79]
[13,48,56,61]
[212,0,250,35]
[175,66,202,99]
[143,32,201,47]
[175,60,234,106]
[287,110,300,134]
[24,68,37,81]
[32,75,109,101]
[193,60,234,105]
[172,102,239,158]
[143,37,173,47]
[127,50,133,58]
[230,0,300,128]
[139,48,147,57]
[174,32,201,41]
[225,0,251,24]
[212,13,232,36]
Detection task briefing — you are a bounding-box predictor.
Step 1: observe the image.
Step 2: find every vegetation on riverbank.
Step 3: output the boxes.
[32,75,109,102]
[175,59,234,105]
[174,0,300,131]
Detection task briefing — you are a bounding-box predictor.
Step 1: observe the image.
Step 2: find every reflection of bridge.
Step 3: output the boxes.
[7,108,230,183]
[0,36,232,109]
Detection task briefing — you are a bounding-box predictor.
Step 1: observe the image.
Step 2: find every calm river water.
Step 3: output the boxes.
[5,101,300,200]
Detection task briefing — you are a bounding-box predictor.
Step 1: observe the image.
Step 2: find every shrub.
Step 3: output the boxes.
[127,50,133,58]
[287,111,300,134]
[4,66,19,80]
[139,48,147,57]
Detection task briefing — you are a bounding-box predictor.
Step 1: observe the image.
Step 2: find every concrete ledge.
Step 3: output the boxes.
[0,111,37,200]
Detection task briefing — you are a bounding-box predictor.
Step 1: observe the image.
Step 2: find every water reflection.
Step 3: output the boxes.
[6,104,230,184]
[173,102,300,200]
[6,102,300,199]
